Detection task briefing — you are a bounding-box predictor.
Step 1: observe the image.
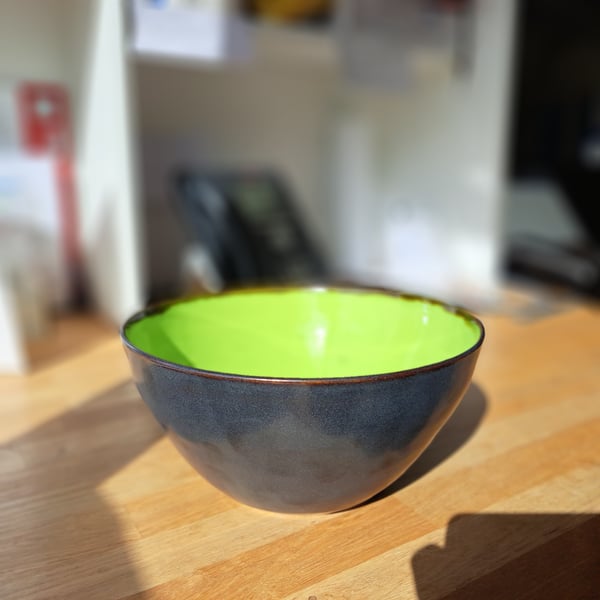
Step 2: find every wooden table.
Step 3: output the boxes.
[1,292,599,599]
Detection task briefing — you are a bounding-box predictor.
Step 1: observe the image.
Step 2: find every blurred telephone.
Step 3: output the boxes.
[173,169,328,291]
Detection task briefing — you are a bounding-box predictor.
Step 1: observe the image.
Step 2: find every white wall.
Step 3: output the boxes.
[0,0,74,147]
[1,1,517,314]
[330,0,516,307]
[70,0,144,324]
[0,0,144,324]
[0,0,69,81]
[134,57,337,293]
[133,0,516,307]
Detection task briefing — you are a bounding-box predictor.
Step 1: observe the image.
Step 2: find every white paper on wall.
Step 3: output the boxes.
[0,154,68,308]
[130,0,251,63]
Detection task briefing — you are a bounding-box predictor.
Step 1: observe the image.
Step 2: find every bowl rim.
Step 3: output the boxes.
[120,284,485,385]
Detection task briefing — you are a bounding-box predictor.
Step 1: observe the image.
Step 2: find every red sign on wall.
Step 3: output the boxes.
[17,83,72,155]
[17,82,80,299]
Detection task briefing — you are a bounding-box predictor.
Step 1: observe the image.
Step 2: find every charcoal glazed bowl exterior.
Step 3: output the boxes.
[121,287,484,514]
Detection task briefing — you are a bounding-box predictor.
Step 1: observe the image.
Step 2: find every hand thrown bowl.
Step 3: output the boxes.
[121,286,484,514]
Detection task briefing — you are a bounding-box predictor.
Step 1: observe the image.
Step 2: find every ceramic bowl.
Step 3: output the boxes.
[121,286,484,514]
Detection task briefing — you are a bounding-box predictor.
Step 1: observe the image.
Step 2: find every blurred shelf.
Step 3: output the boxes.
[131,19,337,69]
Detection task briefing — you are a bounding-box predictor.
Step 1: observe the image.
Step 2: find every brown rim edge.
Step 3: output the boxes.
[120,284,485,386]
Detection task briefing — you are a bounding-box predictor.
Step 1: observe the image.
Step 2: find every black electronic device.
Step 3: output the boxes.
[173,169,329,288]
[507,234,600,298]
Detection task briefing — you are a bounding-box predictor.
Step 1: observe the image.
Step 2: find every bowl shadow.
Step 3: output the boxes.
[365,382,488,505]
[412,512,600,599]
[0,381,164,599]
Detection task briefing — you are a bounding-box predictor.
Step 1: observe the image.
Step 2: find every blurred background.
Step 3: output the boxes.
[1,0,599,373]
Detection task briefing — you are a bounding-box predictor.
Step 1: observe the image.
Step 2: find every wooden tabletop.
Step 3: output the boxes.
[1,292,599,599]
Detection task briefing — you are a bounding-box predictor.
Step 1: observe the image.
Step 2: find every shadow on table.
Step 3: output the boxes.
[412,512,600,599]
[1,381,163,600]
[365,382,487,505]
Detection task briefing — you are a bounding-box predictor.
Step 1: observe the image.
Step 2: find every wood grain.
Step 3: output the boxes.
[1,298,599,599]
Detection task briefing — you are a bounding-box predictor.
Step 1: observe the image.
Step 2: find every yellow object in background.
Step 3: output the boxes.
[245,0,332,23]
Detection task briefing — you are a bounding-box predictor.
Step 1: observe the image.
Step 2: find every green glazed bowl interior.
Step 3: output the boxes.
[124,288,482,379]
